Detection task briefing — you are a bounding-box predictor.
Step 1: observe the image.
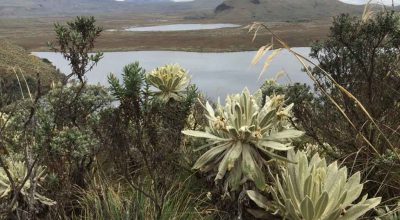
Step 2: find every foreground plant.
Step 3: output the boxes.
[375,204,400,220]
[147,64,190,102]
[247,150,381,220]
[0,159,56,209]
[183,88,303,191]
[50,16,103,82]
[74,171,205,220]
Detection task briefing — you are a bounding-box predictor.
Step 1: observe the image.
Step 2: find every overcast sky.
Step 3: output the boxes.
[340,0,400,5]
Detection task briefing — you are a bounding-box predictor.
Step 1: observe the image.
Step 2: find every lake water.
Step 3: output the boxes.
[123,24,241,32]
[34,48,313,100]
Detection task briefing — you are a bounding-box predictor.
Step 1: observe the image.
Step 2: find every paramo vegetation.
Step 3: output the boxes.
[0,6,400,220]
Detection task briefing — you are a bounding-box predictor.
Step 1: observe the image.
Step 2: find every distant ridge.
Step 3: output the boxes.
[214,0,367,21]
[0,0,220,18]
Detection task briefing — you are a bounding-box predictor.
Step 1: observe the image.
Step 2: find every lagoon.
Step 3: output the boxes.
[34,48,313,100]
[123,23,241,32]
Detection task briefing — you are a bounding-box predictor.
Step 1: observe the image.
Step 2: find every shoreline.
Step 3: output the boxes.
[32,46,311,53]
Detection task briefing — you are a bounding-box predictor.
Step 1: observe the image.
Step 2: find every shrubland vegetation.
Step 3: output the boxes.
[0,6,400,219]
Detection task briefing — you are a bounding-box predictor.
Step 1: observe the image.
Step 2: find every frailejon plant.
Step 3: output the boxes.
[182,88,304,191]
[0,159,56,209]
[247,150,381,220]
[147,64,190,102]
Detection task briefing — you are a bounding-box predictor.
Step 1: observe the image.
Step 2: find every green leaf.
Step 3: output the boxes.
[264,129,305,141]
[193,142,218,152]
[314,192,329,219]
[193,143,230,170]
[258,141,293,151]
[235,103,242,126]
[325,208,342,220]
[343,172,363,206]
[216,144,236,180]
[182,130,228,141]
[226,142,243,171]
[256,146,294,163]
[226,161,242,191]
[247,190,270,210]
[205,101,215,117]
[286,201,302,220]
[300,196,315,220]
[303,175,314,197]
[242,145,265,190]
[338,197,381,220]
[259,110,276,128]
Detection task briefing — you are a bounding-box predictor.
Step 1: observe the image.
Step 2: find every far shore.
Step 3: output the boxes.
[0,16,331,53]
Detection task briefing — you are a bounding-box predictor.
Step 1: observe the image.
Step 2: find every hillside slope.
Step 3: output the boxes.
[0,40,63,102]
[214,0,365,21]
